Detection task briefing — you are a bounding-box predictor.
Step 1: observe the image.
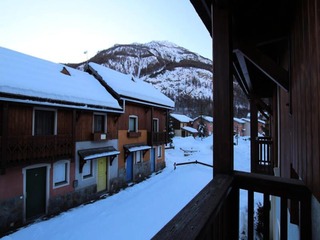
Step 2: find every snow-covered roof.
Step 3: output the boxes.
[88,62,174,109]
[182,126,198,133]
[241,118,250,123]
[0,47,122,111]
[78,146,120,161]
[233,117,246,124]
[194,115,213,123]
[170,113,193,123]
[125,145,151,152]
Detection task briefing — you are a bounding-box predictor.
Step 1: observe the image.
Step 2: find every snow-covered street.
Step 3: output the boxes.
[1,136,251,240]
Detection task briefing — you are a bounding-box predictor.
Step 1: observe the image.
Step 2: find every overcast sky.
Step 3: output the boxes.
[0,0,212,63]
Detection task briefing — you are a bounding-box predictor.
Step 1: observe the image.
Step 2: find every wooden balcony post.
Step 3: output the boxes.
[72,110,76,160]
[213,2,233,175]
[151,107,154,146]
[1,103,8,174]
[250,100,258,173]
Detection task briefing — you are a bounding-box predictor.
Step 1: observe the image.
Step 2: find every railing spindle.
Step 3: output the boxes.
[280,197,288,240]
[248,190,254,240]
[263,194,270,240]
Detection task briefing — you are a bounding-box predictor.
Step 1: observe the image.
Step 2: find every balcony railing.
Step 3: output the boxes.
[147,132,168,146]
[153,171,311,240]
[0,135,73,168]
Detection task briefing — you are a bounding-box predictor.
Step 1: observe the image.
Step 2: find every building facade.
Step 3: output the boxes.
[0,47,123,233]
[87,63,174,185]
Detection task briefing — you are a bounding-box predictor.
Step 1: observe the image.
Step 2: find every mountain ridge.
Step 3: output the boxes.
[68,41,248,117]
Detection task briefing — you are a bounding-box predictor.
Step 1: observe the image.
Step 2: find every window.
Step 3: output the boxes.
[129,115,138,132]
[34,109,56,136]
[157,146,162,158]
[153,118,159,132]
[53,160,70,188]
[134,151,142,163]
[83,160,93,179]
[94,114,106,133]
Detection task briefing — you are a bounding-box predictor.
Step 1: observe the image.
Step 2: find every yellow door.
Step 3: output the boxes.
[97,157,107,192]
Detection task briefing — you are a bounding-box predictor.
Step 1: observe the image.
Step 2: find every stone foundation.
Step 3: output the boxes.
[0,196,23,236]
[48,185,96,216]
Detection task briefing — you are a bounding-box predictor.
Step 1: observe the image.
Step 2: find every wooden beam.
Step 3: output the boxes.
[213,3,233,174]
[233,61,250,97]
[235,45,289,92]
[234,50,253,92]
[190,0,212,36]
[255,98,272,116]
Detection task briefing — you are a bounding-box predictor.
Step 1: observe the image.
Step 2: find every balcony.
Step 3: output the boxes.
[0,134,73,170]
[147,132,167,146]
[153,171,311,240]
[127,131,142,138]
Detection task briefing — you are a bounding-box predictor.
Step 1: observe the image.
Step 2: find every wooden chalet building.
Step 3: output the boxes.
[0,47,123,234]
[86,63,174,184]
[192,115,214,136]
[155,0,320,239]
[233,117,246,136]
[170,113,193,137]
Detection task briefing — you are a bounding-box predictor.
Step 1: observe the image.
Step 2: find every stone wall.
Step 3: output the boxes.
[0,196,23,236]
[48,185,96,216]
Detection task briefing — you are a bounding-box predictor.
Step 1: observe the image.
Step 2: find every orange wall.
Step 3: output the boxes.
[118,130,148,169]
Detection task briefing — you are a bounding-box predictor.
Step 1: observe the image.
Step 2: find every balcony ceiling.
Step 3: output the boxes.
[191,0,292,102]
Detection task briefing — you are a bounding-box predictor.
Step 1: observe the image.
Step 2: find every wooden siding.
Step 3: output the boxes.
[117,103,148,130]
[57,109,73,135]
[1,103,76,169]
[8,104,33,136]
[107,113,119,140]
[152,108,167,132]
[280,0,320,200]
[75,111,93,141]
[5,104,74,136]
[75,111,118,141]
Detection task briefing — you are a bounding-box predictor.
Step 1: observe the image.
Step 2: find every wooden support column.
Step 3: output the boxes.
[151,107,154,146]
[1,103,9,174]
[213,3,233,175]
[72,110,76,161]
[250,100,258,173]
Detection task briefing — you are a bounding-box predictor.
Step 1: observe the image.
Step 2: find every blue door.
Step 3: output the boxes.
[126,153,133,182]
[150,148,155,173]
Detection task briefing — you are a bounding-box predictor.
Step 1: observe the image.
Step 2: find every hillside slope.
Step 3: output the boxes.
[69,41,248,117]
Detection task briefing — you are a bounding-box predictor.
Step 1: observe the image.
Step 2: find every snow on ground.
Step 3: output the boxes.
[2,136,253,240]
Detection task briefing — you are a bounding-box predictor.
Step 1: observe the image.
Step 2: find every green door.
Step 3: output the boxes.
[26,167,47,219]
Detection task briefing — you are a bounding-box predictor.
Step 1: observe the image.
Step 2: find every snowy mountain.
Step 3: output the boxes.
[69,41,248,117]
